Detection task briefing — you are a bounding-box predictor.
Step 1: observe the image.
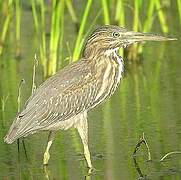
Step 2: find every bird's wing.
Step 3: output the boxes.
[7,60,99,139]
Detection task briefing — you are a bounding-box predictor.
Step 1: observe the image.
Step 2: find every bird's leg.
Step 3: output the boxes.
[76,118,93,169]
[43,131,56,165]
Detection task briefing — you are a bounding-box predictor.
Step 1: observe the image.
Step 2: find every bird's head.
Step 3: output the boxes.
[83,25,176,58]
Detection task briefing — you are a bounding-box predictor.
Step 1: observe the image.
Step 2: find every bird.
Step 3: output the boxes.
[4,25,176,169]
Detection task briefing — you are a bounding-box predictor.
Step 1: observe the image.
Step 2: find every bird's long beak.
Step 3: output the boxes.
[122,31,177,45]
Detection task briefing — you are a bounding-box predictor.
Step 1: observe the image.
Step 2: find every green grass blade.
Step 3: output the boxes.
[15,0,21,42]
[48,0,65,75]
[73,0,92,61]
[15,0,21,56]
[133,0,142,31]
[66,0,78,24]
[39,0,47,76]
[115,0,125,26]
[31,0,39,34]
[143,0,155,32]
[115,0,125,57]
[177,0,181,25]
[0,0,13,55]
[101,0,110,24]
[155,0,168,33]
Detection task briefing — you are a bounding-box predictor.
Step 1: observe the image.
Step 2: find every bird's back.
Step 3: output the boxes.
[4,53,123,144]
[4,60,95,143]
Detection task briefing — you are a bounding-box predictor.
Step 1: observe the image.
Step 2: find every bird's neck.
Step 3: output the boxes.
[92,47,124,83]
[103,48,124,70]
[83,46,124,74]
[86,47,124,104]
[83,45,120,59]
[103,48,124,80]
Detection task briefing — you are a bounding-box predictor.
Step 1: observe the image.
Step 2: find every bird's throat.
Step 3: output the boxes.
[104,47,119,57]
[104,47,124,84]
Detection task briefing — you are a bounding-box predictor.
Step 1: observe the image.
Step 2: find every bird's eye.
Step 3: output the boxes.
[112,32,120,38]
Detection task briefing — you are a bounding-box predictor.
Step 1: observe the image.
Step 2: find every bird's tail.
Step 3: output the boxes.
[4,122,20,144]
[4,115,39,144]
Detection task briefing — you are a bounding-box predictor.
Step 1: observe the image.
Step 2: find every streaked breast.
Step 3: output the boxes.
[90,52,124,108]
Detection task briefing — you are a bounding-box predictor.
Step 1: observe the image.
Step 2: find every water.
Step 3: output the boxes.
[0,3,181,180]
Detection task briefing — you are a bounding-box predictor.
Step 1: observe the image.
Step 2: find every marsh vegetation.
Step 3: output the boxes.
[0,1,181,179]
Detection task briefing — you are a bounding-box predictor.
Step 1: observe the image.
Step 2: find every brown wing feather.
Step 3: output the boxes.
[4,60,99,143]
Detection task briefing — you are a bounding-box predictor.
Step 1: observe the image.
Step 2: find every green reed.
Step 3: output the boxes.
[129,0,142,61]
[0,0,13,56]
[0,0,178,70]
[39,0,47,76]
[57,13,64,68]
[0,1,2,11]
[145,0,168,33]
[177,0,181,25]
[139,0,169,54]
[137,1,155,55]
[115,0,125,57]
[73,0,92,61]
[115,0,125,26]
[65,0,78,25]
[31,0,47,76]
[133,0,141,32]
[48,0,65,75]
[101,0,110,24]
[15,0,21,57]
[31,0,39,34]
[143,1,155,32]
[1,95,9,127]
[128,0,169,61]
[102,101,114,177]
[155,0,168,33]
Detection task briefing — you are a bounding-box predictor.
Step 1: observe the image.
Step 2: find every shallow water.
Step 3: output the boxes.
[0,2,181,180]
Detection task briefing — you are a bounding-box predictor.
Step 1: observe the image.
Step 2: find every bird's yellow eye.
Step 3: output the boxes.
[112,32,120,38]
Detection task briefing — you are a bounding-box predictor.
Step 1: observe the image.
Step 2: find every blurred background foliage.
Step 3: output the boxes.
[0,1,181,179]
[0,0,180,76]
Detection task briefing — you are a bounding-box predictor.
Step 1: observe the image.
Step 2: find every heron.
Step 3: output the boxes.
[4,25,176,169]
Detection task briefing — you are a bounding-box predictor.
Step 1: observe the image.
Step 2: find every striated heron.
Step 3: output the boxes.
[4,25,176,169]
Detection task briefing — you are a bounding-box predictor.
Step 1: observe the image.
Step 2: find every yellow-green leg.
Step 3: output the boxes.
[76,116,93,169]
[43,131,56,165]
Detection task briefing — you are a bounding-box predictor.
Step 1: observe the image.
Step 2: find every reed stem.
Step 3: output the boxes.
[115,0,125,26]
[155,0,168,33]
[15,0,21,57]
[0,0,13,55]
[32,54,38,94]
[177,0,181,25]
[39,0,47,77]
[66,0,78,24]
[101,0,110,24]
[143,0,155,32]
[73,0,92,61]
[48,0,65,75]
[31,0,39,34]
[1,95,9,127]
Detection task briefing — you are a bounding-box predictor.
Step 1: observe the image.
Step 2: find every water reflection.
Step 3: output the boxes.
[43,165,51,180]
[0,11,181,180]
[43,163,96,180]
[133,157,146,179]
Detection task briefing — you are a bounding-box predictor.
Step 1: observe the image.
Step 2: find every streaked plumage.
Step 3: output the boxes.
[5,49,123,143]
[4,25,175,168]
